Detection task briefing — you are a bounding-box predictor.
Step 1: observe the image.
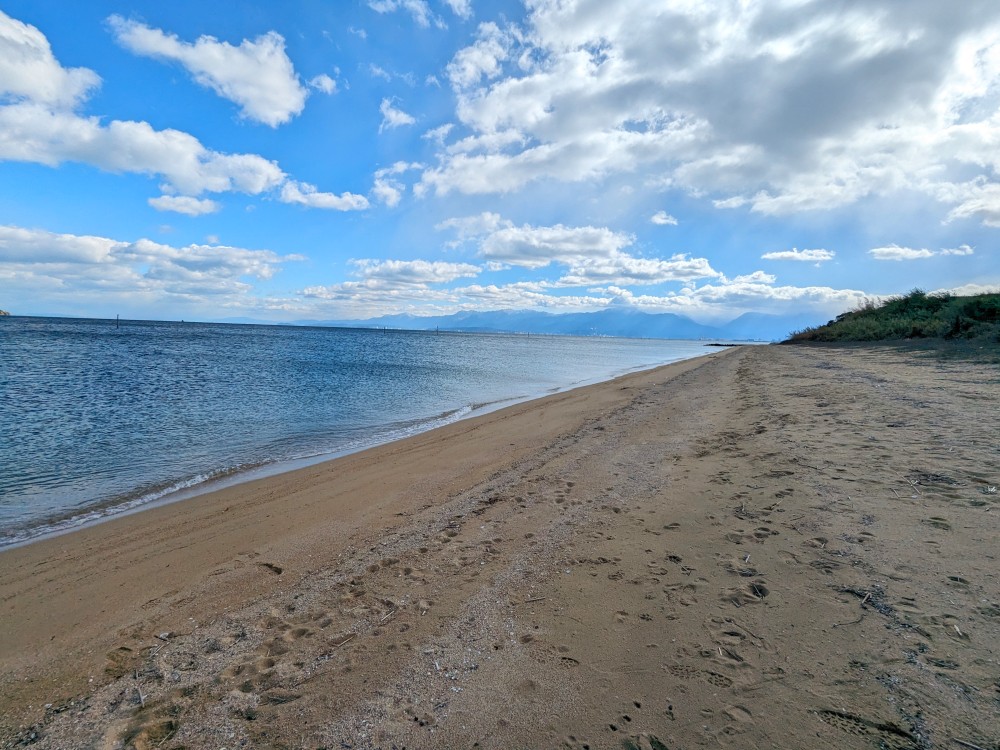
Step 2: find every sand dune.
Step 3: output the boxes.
[1,345,998,749]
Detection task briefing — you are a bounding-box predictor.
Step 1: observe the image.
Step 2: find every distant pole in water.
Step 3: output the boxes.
[116,314,119,329]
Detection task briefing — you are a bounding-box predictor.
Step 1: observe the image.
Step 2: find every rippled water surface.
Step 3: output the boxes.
[0,317,714,544]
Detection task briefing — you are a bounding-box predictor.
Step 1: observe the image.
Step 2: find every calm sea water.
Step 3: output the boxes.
[0,316,715,546]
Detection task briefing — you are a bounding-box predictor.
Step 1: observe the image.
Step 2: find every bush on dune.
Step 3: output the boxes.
[786,290,1000,344]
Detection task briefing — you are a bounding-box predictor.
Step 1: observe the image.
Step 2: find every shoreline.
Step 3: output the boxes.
[3,344,997,749]
[0,348,715,551]
[0,351,724,703]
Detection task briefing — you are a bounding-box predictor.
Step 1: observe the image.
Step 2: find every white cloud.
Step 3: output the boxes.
[603,279,869,323]
[280,181,370,211]
[650,211,678,226]
[0,103,286,196]
[299,264,867,323]
[940,181,1000,227]
[367,0,442,29]
[371,161,422,207]
[348,26,367,40]
[435,211,503,240]
[731,271,777,284]
[869,243,975,261]
[368,63,392,81]
[0,224,301,308]
[352,258,480,284]
[148,195,220,216]
[478,222,632,268]
[379,97,416,132]
[300,258,481,307]
[0,12,360,210]
[937,282,999,296]
[761,248,835,262]
[309,74,337,95]
[422,123,454,144]
[939,244,974,256]
[869,245,934,261]
[447,22,512,89]
[0,10,100,108]
[109,17,309,127]
[557,254,720,287]
[438,212,721,285]
[416,2,1000,226]
[444,0,473,20]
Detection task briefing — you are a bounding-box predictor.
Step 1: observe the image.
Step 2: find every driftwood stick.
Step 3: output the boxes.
[952,739,987,750]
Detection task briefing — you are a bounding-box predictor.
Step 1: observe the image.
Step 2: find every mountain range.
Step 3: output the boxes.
[219,309,828,342]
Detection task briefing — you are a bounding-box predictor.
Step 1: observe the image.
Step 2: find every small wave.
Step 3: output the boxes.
[0,464,256,549]
[0,405,480,549]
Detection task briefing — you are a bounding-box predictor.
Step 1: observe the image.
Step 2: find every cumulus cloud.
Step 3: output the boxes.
[0,223,301,308]
[761,248,835,262]
[0,10,100,108]
[301,258,481,305]
[938,282,999,296]
[869,245,934,261]
[371,161,422,206]
[869,244,974,261]
[0,102,286,195]
[447,22,512,89]
[280,181,370,211]
[416,2,1000,226]
[478,222,633,268]
[557,254,720,287]
[437,212,721,286]
[940,181,1000,227]
[299,263,867,323]
[650,211,678,226]
[109,17,310,127]
[351,258,480,284]
[148,195,220,216]
[309,74,337,94]
[435,211,504,241]
[0,11,362,212]
[379,97,416,132]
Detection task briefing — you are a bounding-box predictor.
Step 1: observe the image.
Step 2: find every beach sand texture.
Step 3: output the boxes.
[1,345,998,749]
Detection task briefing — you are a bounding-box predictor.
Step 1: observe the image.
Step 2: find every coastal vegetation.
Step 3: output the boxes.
[787,290,1000,344]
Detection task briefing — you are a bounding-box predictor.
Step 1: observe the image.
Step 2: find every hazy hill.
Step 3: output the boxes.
[217,308,827,341]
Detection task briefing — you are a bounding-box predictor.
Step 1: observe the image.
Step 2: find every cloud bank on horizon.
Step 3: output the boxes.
[0,1,996,324]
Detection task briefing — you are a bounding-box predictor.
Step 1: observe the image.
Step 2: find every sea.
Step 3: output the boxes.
[0,316,717,547]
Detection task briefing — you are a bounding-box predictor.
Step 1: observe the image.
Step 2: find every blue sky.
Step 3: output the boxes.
[0,0,997,323]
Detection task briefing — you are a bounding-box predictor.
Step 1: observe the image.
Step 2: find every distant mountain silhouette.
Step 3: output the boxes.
[278,308,828,341]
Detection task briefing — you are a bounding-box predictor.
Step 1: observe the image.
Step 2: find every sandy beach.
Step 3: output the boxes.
[1,344,998,750]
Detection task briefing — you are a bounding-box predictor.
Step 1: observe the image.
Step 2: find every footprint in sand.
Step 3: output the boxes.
[814,709,919,750]
[721,580,770,607]
[663,580,702,606]
[921,516,952,530]
[664,663,734,688]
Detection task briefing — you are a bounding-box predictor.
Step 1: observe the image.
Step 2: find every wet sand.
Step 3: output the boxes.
[1,344,998,749]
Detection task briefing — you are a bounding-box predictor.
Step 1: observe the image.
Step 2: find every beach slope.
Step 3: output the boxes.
[1,345,998,749]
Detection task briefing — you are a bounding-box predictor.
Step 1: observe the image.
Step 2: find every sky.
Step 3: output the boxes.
[0,0,997,324]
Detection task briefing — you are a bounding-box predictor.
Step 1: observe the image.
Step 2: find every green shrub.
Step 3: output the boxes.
[787,290,1000,343]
